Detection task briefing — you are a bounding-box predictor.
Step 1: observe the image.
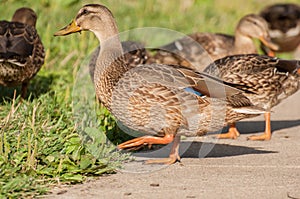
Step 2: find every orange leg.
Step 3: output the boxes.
[247,112,271,141]
[118,134,181,164]
[118,134,174,150]
[216,123,240,139]
[146,135,181,164]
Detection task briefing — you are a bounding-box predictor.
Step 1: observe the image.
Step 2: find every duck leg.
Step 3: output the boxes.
[216,123,240,139]
[247,112,271,141]
[118,134,174,150]
[146,135,181,164]
[118,134,181,164]
[21,81,29,98]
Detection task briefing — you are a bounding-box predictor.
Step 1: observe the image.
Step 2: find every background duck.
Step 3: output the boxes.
[55,4,266,164]
[0,7,45,98]
[204,54,300,141]
[260,3,300,58]
[147,14,278,71]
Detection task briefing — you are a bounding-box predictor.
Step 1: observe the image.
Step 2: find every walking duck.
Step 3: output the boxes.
[204,54,300,140]
[259,3,300,58]
[148,14,278,71]
[0,7,45,98]
[55,4,268,164]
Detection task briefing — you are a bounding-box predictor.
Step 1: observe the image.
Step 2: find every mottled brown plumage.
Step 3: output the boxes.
[89,41,149,83]
[148,14,278,71]
[260,3,300,57]
[204,54,300,140]
[55,4,265,164]
[0,7,45,98]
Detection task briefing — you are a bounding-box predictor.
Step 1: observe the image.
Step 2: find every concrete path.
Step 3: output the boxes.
[46,91,300,199]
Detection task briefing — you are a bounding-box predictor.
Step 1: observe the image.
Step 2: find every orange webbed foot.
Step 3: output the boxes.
[145,135,181,165]
[145,154,180,165]
[216,124,240,139]
[247,133,271,141]
[247,112,272,141]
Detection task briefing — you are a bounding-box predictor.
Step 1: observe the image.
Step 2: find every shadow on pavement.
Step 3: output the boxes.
[131,141,276,159]
[233,120,300,134]
[181,141,276,158]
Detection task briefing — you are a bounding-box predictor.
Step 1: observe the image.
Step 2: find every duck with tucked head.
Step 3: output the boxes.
[55,4,267,164]
[259,3,300,58]
[148,14,278,71]
[0,7,45,98]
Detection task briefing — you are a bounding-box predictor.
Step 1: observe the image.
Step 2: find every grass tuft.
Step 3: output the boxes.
[0,92,129,197]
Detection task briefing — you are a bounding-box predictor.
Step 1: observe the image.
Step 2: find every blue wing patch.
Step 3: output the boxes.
[184,87,204,97]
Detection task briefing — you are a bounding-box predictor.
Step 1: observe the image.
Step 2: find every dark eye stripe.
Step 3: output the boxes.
[76,10,87,19]
[247,18,265,30]
[76,9,96,20]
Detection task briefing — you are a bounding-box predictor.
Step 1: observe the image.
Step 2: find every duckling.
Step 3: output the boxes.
[55,4,266,164]
[0,7,45,98]
[148,14,278,71]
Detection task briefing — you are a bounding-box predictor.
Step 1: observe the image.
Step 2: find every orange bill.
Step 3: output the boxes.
[54,20,81,36]
[259,36,279,52]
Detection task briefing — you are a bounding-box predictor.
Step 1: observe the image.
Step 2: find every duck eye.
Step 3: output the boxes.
[82,9,89,15]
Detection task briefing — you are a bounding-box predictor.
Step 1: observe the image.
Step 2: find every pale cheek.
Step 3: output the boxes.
[93,31,103,41]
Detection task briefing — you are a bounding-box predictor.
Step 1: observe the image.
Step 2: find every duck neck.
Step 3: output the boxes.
[93,25,125,109]
[234,30,257,54]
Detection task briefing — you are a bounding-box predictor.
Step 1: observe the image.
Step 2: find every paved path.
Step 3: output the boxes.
[46,91,300,199]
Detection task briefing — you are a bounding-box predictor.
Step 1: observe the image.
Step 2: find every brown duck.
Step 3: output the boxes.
[259,3,300,57]
[148,14,278,71]
[55,4,267,164]
[204,54,300,140]
[0,7,45,98]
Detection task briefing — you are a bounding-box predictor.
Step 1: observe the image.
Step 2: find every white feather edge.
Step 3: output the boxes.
[232,107,266,114]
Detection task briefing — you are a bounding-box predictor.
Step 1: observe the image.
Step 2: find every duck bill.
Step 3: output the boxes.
[54,20,82,36]
[259,36,279,52]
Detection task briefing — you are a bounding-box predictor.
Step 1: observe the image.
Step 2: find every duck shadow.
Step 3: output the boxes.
[0,74,57,103]
[181,141,276,158]
[229,120,300,134]
[128,120,299,160]
[130,141,276,159]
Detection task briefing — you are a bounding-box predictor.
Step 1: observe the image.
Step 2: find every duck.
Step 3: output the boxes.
[54,4,267,164]
[147,14,278,71]
[0,7,45,98]
[204,54,300,140]
[259,3,300,58]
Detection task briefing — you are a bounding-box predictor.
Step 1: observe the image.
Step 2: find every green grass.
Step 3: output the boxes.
[0,0,299,197]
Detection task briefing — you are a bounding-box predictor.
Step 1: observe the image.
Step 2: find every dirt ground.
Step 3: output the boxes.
[45,91,300,199]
